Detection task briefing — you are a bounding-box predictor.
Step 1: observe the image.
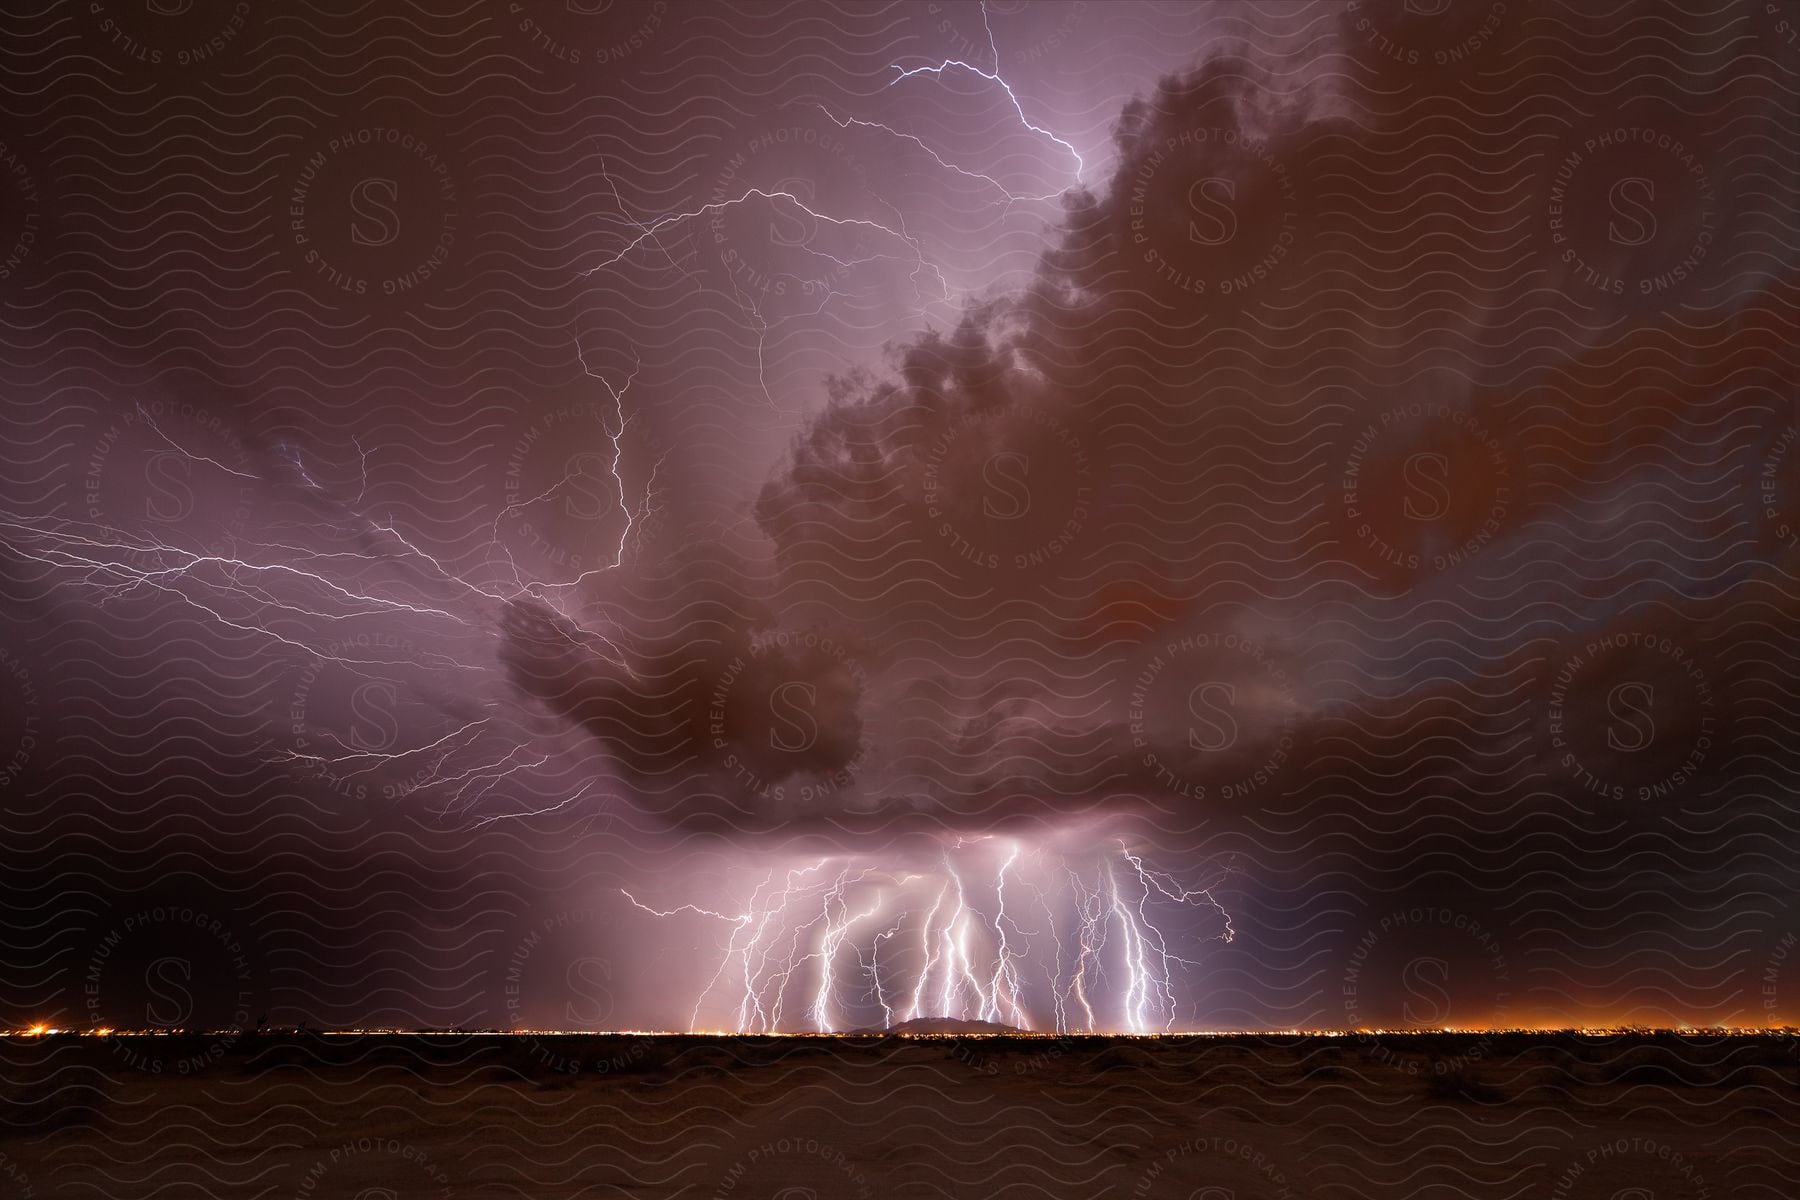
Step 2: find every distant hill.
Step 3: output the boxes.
[865,1017,1027,1036]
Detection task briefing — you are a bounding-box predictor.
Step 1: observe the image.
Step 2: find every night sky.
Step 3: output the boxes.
[2,0,1798,1035]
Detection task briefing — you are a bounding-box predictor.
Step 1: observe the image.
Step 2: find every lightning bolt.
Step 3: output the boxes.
[885,1,1084,187]
[0,325,664,828]
[584,154,951,410]
[625,837,1233,1033]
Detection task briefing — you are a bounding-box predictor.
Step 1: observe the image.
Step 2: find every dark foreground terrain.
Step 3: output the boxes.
[2,1031,1794,1197]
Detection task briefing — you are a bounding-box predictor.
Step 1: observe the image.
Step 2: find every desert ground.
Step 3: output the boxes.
[1,1031,1792,1197]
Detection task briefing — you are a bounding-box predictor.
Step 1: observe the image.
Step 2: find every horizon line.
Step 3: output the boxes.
[11,1025,1800,1039]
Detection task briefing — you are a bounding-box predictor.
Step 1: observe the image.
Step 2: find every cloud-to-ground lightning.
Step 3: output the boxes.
[624,837,1235,1033]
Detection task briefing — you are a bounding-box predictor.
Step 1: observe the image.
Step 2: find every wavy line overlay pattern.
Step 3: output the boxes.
[1,0,1798,1194]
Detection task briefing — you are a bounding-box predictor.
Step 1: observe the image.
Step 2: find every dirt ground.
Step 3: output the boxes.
[1,1032,1790,1197]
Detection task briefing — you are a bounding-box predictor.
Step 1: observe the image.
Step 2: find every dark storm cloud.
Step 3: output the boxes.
[5,0,1798,1036]
[738,0,1793,770]
[498,556,878,834]
[500,0,1796,877]
[647,0,1797,1026]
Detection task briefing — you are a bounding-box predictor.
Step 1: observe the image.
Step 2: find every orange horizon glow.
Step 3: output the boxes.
[7,1023,1798,1038]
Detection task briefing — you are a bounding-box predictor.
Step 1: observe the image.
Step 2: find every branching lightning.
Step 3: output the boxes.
[625,838,1234,1034]
[0,329,665,823]
[0,1,1158,997]
[583,172,951,408]
[884,1,1085,187]
[816,2,1085,210]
